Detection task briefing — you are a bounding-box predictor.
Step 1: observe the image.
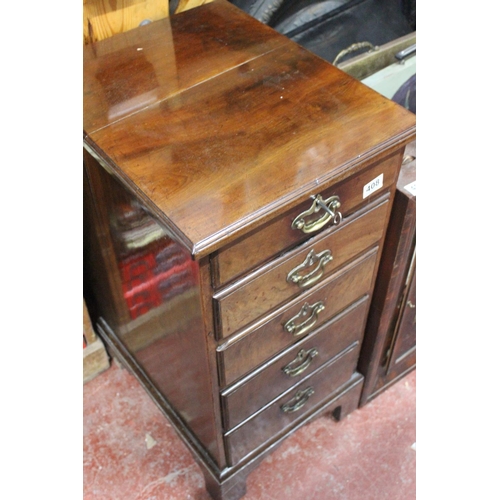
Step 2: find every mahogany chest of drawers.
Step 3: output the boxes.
[83,2,416,499]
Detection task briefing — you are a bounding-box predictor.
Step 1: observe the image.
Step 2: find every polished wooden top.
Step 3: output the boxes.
[84,0,416,258]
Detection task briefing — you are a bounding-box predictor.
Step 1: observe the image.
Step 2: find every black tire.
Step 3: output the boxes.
[230,0,287,24]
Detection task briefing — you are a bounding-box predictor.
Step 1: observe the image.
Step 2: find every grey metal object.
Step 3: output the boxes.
[395,43,416,62]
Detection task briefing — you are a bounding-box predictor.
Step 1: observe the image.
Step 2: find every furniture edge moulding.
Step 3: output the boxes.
[83,132,415,264]
[83,140,197,257]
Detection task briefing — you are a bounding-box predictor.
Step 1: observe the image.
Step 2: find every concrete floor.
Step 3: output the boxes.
[83,360,415,500]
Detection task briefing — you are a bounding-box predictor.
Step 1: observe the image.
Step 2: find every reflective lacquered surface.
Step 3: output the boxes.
[215,199,388,338]
[221,298,370,430]
[215,153,401,287]
[83,0,416,258]
[83,1,287,134]
[84,154,221,461]
[83,3,416,495]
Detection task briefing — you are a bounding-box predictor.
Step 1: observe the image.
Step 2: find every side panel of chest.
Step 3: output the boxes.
[84,150,226,467]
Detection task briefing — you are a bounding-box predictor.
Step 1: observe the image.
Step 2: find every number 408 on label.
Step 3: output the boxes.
[363,173,384,199]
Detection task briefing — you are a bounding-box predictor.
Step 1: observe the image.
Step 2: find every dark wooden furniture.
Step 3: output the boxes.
[83,2,416,499]
[358,141,416,405]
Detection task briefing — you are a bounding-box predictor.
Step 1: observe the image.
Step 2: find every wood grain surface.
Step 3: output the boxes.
[83,0,214,44]
[83,3,416,496]
[215,198,389,337]
[215,153,401,287]
[83,0,170,44]
[224,345,360,465]
[84,0,416,258]
[221,297,369,430]
[218,249,378,385]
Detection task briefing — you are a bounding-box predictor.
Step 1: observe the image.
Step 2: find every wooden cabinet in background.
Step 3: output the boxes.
[83,2,416,499]
[358,141,416,406]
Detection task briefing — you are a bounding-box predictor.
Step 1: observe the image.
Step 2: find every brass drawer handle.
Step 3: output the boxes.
[286,249,333,288]
[283,301,325,336]
[282,348,319,377]
[292,195,343,234]
[281,387,315,413]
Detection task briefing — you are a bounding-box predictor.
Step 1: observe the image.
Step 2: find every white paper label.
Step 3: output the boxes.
[363,173,384,199]
[404,181,416,196]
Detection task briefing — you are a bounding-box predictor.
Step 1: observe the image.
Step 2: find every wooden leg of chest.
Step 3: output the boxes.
[203,472,248,500]
[216,374,364,500]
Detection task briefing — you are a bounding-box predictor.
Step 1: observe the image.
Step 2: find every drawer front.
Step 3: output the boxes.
[215,198,389,338]
[221,297,369,430]
[224,344,360,465]
[218,248,378,386]
[215,153,400,287]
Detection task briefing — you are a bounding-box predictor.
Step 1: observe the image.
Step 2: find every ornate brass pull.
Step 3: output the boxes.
[283,301,325,336]
[281,387,315,413]
[292,195,342,234]
[282,348,319,377]
[286,249,333,288]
